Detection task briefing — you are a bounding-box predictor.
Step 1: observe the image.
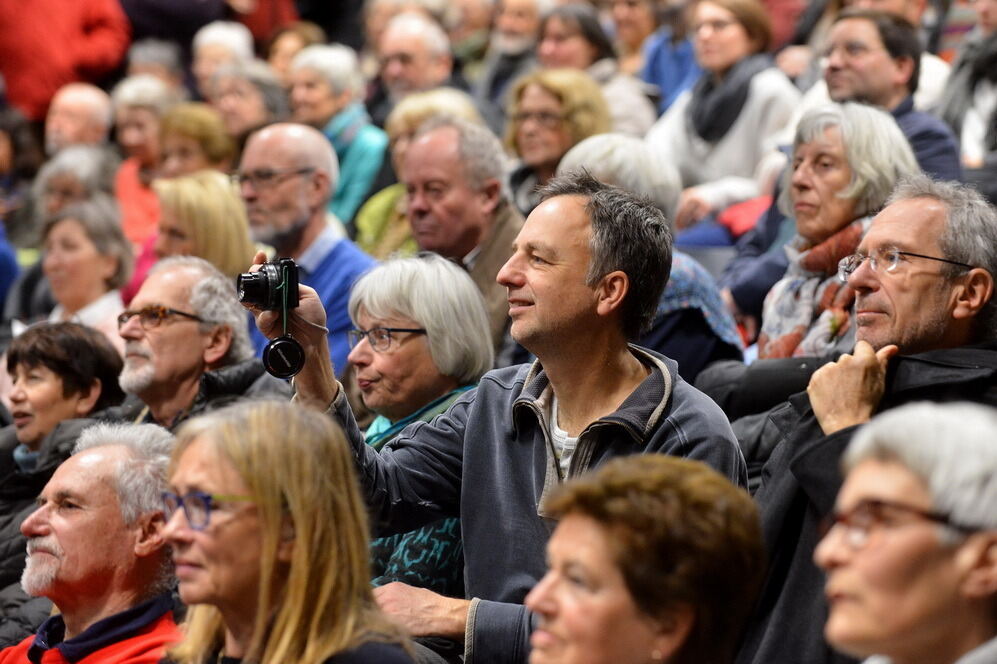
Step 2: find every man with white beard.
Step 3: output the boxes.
[114,256,290,430]
[474,0,552,134]
[0,423,181,663]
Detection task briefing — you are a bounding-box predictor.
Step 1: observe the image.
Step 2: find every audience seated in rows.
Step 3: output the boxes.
[0,422,180,663]
[259,170,744,664]
[237,123,375,373]
[537,4,657,137]
[114,256,290,430]
[348,254,492,603]
[401,116,522,356]
[527,454,764,664]
[164,400,415,663]
[816,402,997,664]
[735,176,997,664]
[504,68,610,217]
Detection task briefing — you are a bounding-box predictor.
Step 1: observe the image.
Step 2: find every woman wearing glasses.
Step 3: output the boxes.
[346,254,492,602]
[756,103,919,360]
[815,401,997,664]
[163,400,415,664]
[504,68,611,217]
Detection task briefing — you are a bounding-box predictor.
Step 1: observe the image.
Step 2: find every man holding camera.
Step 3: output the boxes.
[237,122,375,373]
[116,257,290,430]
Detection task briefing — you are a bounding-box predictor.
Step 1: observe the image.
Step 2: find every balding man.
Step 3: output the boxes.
[44,83,113,156]
[237,123,375,372]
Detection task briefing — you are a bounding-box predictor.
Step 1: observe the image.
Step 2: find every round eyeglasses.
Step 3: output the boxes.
[348,327,427,353]
[837,247,974,283]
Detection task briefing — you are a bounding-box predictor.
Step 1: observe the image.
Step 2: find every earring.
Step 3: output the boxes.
[651,649,664,661]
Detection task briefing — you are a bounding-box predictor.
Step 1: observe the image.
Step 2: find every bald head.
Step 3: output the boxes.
[46,84,113,155]
[237,123,340,257]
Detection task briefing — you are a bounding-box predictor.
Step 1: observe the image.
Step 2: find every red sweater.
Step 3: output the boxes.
[0,0,130,121]
[0,594,181,664]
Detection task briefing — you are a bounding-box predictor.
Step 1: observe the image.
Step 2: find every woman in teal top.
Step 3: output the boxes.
[346,253,494,599]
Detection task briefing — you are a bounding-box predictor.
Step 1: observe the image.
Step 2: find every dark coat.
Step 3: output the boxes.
[735,343,997,664]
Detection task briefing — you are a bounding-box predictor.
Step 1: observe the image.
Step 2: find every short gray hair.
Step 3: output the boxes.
[148,256,254,365]
[32,145,118,201]
[212,59,289,120]
[415,115,509,196]
[73,422,175,525]
[778,103,920,220]
[290,44,364,100]
[73,421,175,594]
[44,194,133,290]
[844,402,997,536]
[383,12,451,57]
[193,21,254,60]
[557,133,682,222]
[128,39,184,78]
[887,175,997,341]
[349,254,494,384]
[111,74,178,117]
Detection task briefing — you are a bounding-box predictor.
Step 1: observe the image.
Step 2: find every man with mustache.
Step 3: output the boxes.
[115,256,290,430]
[0,422,180,663]
[735,175,997,664]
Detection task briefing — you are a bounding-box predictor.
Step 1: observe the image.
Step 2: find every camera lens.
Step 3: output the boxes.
[237,268,273,307]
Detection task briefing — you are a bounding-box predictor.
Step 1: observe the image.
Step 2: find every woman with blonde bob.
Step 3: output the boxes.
[153,170,255,279]
[163,400,414,664]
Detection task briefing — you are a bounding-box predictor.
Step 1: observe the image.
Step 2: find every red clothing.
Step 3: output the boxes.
[115,158,161,248]
[0,594,180,664]
[0,0,130,121]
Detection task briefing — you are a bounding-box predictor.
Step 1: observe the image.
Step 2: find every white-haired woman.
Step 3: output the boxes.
[289,44,388,224]
[347,253,493,598]
[756,103,920,359]
[815,401,997,664]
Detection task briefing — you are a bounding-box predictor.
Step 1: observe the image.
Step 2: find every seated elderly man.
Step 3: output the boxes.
[115,256,290,430]
[815,401,997,664]
[736,175,997,664]
[45,83,113,156]
[0,422,180,662]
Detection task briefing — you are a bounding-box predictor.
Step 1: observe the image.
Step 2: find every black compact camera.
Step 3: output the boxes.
[237,257,299,311]
[238,258,304,379]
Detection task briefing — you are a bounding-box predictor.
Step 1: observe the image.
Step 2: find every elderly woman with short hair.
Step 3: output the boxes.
[41,196,133,353]
[111,74,180,248]
[815,401,997,664]
[289,44,388,224]
[209,59,288,153]
[347,254,492,600]
[505,68,611,217]
[757,103,920,360]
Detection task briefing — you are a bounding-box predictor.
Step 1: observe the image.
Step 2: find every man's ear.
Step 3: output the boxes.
[951,267,994,322]
[308,169,333,209]
[73,378,103,417]
[595,270,630,318]
[648,604,695,662]
[203,325,233,368]
[892,55,916,90]
[478,178,502,217]
[957,532,997,600]
[133,510,167,558]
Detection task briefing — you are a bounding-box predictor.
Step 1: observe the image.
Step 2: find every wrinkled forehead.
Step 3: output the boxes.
[860,197,948,253]
[46,447,125,501]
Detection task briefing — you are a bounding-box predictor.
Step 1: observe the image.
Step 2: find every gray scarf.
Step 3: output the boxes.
[687,53,772,142]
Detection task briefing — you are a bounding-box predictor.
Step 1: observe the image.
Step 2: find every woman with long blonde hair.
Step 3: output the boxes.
[163,400,414,664]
